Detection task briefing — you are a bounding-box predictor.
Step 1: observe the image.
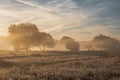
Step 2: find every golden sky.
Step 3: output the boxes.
[0,0,120,41]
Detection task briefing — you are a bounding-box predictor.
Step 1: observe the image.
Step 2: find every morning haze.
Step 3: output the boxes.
[0,0,120,80]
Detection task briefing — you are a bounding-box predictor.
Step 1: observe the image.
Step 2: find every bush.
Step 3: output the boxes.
[66,40,80,51]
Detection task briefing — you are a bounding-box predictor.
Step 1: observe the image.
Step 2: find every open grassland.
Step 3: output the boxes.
[0,51,120,80]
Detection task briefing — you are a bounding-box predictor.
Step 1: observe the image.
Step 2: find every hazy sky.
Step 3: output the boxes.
[0,0,120,41]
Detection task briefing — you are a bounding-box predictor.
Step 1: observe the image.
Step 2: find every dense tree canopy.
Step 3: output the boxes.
[8,23,55,51]
[66,40,80,51]
[60,36,74,44]
[9,23,39,34]
[31,32,55,51]
[60,36,80,51]
[92,34,120,50]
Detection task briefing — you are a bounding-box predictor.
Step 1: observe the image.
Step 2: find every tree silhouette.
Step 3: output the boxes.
[66,40,80,51]
[60,36,80,51]
[92,34,120,51]
[31,32,55,51]
[8,23,39,51]
[8,23,55,51]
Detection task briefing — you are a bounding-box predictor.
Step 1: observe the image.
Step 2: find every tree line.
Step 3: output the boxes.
[7,23,120,52]
[7,23,79,52]
[84,34,120,51]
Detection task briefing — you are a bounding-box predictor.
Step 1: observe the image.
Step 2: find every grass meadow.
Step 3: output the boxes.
[0,51,120,80]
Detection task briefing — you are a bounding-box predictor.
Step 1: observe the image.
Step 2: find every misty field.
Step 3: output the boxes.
[0,51,120,80]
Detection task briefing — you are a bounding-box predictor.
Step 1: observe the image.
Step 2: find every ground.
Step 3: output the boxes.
[0,51,120,80]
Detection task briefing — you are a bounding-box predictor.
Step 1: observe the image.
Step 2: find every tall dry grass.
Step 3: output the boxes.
[0,51,120,80]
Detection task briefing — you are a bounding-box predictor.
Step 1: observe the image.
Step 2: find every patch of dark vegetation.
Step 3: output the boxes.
[31,51,110,58]
[0,60,17,68]
[0,68,120,80]
[0,56,28,59]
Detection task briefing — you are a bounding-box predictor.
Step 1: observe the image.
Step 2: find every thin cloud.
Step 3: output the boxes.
[0,9,21,18]
[15,0,60,14]
[47,0,58,4]
[0,0,119,41]
[14,16,36,24]
[56,0,72,8]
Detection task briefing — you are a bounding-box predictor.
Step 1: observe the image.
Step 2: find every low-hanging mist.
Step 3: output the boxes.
[0,23,120,52]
